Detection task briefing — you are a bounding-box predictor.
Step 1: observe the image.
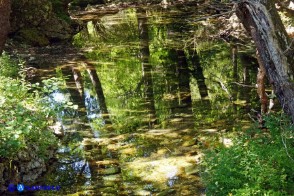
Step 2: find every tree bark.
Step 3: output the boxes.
[236,0,294,122]
[0,0,11,53]
[256,52,268,114]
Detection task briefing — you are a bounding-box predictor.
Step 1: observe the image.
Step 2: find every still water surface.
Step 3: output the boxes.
[31,3,261,195]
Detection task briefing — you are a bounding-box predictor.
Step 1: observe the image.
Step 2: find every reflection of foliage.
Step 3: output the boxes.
[42,77,79,117]
[193,41,258,125]
[202,113,294,195]
[73,8,138,47]
[73,6,259,133]
[74,9,145,131]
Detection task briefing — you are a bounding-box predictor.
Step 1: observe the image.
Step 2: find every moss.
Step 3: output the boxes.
[17,28,50,46]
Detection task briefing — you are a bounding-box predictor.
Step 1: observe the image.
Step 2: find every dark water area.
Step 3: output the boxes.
[15,3,268,196]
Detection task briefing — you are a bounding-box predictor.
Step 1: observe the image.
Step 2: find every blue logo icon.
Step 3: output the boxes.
[8,184,15,192]
[17,184,24,192]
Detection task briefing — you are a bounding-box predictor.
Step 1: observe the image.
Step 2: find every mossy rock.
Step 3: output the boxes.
[17,28,50,46]
[11,0,52,32]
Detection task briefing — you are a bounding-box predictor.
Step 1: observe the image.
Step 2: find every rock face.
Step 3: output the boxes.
[10,0,75,46]
[0,0,11,53]
[0,145,55,193]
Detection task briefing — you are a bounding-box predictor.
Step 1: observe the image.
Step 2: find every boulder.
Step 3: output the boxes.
[0,0,11,53]
[10,0,52,33]
[41,15,74,41]
[15,28,50,46]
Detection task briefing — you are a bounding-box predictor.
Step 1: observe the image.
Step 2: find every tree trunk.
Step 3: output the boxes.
[0,0,11,53]
[256,52,268,114]
[236,0,294,122]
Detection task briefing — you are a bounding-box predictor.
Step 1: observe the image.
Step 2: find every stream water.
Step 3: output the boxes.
[15,3,264,196]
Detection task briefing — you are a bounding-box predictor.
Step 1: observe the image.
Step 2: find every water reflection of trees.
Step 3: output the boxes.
[71,2,263,129]
[51,6,266,194]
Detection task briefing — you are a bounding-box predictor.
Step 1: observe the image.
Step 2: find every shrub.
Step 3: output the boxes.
[0,54,57,160]
[201,113,294,196]
[0,53,22,78]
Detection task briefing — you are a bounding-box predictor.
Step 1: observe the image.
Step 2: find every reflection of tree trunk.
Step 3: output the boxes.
[86,66,110,123]
[232,44,238,83]
[231,44,238,112]
[137,9,157,126]
[237,0,294,121]
[176,50,192,106]
[165,49,179,110]
[240,54,251,85]
[72,67,84,98]
[62,66,86,114]
[0,0,11,53]
[188,50,209,99]
[240,54,254,113]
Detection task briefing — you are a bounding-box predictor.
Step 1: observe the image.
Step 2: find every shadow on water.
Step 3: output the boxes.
[15,3,264,196]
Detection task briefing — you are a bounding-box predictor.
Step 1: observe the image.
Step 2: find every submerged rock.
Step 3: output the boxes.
[184,164,199,175]
[100,186,117,195]
[157,189,176,196]
[99,166,120,175]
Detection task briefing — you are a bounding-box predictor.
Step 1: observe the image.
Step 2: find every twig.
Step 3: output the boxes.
[230,82,256,88]
[279,111,294,163]
[189,10,235,23]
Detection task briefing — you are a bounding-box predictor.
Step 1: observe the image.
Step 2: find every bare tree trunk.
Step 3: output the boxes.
[0,0,11,53]
[236,0,294,122]
[256,52,268,114]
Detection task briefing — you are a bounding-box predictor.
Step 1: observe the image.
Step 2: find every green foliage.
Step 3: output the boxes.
[0,53,22,78]
[201,113,294,196]
[49,0,71,23]
[0,55,57,160]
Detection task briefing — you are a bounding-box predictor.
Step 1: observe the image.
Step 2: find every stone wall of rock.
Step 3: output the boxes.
[10,0,75,46]
[0,0,11,53]
[0,145,55,193]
